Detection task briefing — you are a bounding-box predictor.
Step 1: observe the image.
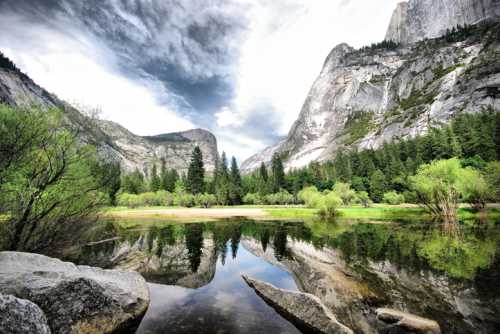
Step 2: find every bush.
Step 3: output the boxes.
[195,193,217,208]
[382,191,405,205]
[264,190,295,205]
[332,182,357,205]
[243,193,263,205]
[175,192,195,207]
[298,186,322,208]
[317,192,342,219]
[355,191,372,208]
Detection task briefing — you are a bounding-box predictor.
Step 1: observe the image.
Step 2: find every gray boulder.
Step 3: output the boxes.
[0,251,150,334]
[0,293,51,334]
[242,275,353,334]
[376,308,441,334]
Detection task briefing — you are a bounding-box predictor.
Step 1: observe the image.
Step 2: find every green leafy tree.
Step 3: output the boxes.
[121,168,146,194]
[215,152,231,204]
[0,105,107,250]
[186,146,205,194]
[410,158,487,220]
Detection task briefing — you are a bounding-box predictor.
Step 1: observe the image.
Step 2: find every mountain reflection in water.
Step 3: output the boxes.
[74,219,500,334]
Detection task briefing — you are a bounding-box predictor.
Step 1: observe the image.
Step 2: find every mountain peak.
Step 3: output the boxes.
[385,0,500,44]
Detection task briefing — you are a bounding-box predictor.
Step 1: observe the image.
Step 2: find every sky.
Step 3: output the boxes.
[0,0,401,161]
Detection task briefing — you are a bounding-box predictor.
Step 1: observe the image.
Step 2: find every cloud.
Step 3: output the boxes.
[0,0,402,161]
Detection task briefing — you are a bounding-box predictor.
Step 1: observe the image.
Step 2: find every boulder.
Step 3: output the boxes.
[0,251,150,334]
[0,293,51,334]
[242,275,353,334]
[376,308,441,334]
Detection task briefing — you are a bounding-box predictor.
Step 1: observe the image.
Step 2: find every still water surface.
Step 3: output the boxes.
[74,219,500,334]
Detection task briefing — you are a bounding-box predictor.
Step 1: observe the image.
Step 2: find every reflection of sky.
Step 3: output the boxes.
[136,243,300,334]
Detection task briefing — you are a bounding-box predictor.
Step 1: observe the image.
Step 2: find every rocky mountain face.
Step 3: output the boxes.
[0,55,218,175]
[386,0,500,44]
[242,2,500,173]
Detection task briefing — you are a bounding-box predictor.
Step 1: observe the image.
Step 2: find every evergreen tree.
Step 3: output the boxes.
[186,146,205,194]
[160,159,168,190]
[271,153,286,192]
[215,152,231,204]
[369,170,387,203]
[229,156,242,204]
[150,164,161,191]
[260,162,268,182]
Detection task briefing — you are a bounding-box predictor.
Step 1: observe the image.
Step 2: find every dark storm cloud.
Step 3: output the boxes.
[0,0,249,125]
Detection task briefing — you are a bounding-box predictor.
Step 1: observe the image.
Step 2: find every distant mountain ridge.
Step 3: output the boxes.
[241,0,500,173]
[0,52,219,175]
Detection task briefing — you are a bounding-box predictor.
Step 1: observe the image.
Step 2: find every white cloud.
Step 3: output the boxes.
[0,13,194,135]
[0,0,402,161]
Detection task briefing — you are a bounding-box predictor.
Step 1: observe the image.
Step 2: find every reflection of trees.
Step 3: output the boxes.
[273,225,289,260]
[260,228,270,252]
[184,223,204,273]
[230,223,242,259]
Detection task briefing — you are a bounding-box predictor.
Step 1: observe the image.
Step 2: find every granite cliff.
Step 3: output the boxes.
[242,1,500,172]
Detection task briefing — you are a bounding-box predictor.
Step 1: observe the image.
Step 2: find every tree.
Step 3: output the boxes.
[260,162,268,182]
[149,164,161,192]
[271,153,286,192]
[92,162,121,206]
[484,162,500,202]
[409,158,486,220]
[121,168,146,194]
[215,152,231,204]
[186,146,205,194]
[331,182,356,205]
[369,170,387,203]
[0,105,107,250]
[229,157,242,204]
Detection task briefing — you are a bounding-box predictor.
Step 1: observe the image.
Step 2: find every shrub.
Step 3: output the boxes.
[356,191,372,208]
[298,186,321,208]
[317,192,342,219]
[195,193,217,208]
[243,193,262,205]
[175,192,195,207]
[265,190,295,205]
[382,191,405,205]
[332,182,357,205]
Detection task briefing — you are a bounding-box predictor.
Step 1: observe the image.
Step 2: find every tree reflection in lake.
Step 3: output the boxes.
[69,218,500,333]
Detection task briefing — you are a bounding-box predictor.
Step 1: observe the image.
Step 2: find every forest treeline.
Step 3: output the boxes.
[118,109,500,217]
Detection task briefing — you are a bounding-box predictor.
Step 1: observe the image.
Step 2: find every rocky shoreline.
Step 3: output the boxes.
[0,252,150,334]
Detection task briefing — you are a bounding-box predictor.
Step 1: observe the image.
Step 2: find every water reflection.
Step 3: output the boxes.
[73,219,500,334]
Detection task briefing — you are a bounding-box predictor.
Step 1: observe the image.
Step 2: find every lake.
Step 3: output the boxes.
[68,218,500,334]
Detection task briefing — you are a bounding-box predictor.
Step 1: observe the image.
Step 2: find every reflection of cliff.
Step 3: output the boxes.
[245,235,500,334]
[84,227,218,289]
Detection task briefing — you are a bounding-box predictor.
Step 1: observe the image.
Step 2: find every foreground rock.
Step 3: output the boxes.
[376,308,441,334]
[242,275,353,334]
[0,293,51,334]
[0,251,150,334]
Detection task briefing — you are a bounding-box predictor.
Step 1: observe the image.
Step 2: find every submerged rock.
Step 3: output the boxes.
[242,275,353,334]
[0,251,150,334]
[376,308,441,334]
[0,293,51,334]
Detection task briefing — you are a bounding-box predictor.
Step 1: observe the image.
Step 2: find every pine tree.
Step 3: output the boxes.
[271,153,286,192]
[160,159,168,191]
[369,169,387,203]
[186,146,205,194]
[215,152,230,204]
[259,162,268,182]
[150,164,161,191]
[229,156,242,204]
